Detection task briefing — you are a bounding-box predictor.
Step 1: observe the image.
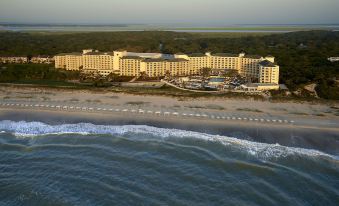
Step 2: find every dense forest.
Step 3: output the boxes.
[0,31,338,99]
[0,64,80,86]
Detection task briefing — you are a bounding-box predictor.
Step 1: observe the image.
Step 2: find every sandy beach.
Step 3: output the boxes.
[1,85,338,124]
[1,85,339,154]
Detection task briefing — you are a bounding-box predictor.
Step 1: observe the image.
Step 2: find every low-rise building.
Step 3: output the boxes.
[240,83,280,91]
[31,55,54,64]
[0,56,28,64]
[328,57,339,62]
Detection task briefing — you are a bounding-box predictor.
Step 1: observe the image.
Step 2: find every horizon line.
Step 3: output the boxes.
[1,22,339,26]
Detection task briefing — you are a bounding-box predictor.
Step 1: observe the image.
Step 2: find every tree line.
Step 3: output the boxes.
[0,30,338,99]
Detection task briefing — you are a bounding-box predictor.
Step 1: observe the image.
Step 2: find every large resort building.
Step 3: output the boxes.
[55,49,280,84]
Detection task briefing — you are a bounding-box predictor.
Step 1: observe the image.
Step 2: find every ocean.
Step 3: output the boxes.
[0,121,338,205]
[1,24,339,33]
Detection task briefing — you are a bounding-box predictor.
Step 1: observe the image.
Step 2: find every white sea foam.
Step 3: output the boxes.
[0,120,336,160]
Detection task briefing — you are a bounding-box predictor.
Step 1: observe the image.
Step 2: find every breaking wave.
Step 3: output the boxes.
[0,120,336,160]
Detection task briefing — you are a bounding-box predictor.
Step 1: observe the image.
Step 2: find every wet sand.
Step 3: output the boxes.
[1,108,339,155]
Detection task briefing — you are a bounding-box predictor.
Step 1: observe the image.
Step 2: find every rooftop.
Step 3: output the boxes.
[168,58,189,62]
[121,56,144,60]
[188,53,207,57]
[142,58,166,63]
[84,52,113,56]
[126,52,162,58]
[244,54,262,59]
[55,52,82,56]
[259,60,278,67]
[213,53,239,57]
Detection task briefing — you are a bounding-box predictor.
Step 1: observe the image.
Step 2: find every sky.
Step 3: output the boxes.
[0,0,338,25]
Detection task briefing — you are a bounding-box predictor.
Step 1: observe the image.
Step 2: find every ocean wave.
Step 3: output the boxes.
[0,120,336,160]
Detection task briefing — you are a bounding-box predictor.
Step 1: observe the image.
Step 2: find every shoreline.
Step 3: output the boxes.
[1,85,338,154]
[1,107,339,155]
[1,103,338,131]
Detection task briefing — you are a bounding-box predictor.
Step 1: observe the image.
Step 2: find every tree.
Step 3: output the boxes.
[1,30,339,99]
[223,69,238,78]
[106,73,119,82]
[165,70,171,78]
[200,67,211,78]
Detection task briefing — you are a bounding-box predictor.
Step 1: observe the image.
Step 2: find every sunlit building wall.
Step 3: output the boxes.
[55,50,280,84]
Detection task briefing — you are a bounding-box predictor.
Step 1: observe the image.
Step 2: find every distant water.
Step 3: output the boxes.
[0,26,145,32]
[169,30,292,33]
[0,121,338,205]
[0,26,289,33]
[1,24,339,33]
